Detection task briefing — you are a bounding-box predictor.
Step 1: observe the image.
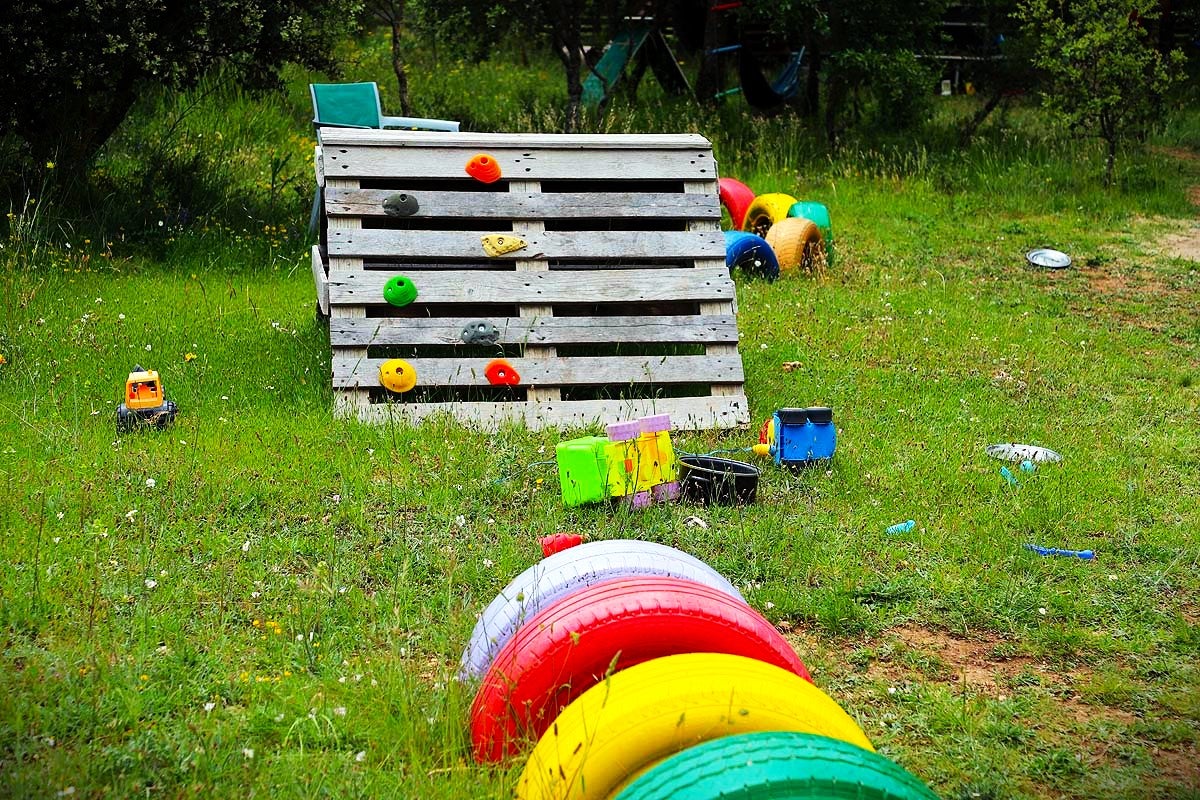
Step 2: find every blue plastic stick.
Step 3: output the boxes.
[886,520,915,535]
[1023,544,1095,560]
[1000,466,1018,485]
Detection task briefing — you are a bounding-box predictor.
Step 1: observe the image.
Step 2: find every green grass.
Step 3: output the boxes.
[1,31,1199,800]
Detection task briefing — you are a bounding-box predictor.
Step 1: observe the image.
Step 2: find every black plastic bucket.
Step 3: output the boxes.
[679,455,761,506]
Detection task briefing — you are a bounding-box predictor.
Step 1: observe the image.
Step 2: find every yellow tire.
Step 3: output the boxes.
[765,217,824,273]
[515,653,872,800]
[741,193,798,237]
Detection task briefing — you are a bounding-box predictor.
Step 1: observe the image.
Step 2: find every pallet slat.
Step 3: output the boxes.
[324,189,720,220]
[349,395,751,431]
[328,229,725,260]
[318,131,713,149]
[328,266,735,305]
[331,355,744,388]
[323,147,716,181]
[330,315,740,346]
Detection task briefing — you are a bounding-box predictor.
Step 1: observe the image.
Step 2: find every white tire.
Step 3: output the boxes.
[459,540,743,680]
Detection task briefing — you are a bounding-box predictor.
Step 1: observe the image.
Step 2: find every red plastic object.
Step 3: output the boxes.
[466,153,502,184]
[719,177,755,230]
[759,417,772,444]
[539,533,584,557]
[469,575,811,762]
[484,359,520,386]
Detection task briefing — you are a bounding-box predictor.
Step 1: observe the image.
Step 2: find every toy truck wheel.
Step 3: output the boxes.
[116,405,133,434]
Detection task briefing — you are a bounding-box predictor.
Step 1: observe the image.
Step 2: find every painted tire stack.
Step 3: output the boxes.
[717,177,835,273]
[462,539,939,800]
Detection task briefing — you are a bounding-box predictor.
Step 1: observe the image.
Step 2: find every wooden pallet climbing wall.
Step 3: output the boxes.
[313,130,749,430]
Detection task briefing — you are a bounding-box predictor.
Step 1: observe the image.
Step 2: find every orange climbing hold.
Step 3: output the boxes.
[484,358,520,386]
[466,153,502,183]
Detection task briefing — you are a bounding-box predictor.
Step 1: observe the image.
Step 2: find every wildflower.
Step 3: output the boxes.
[333,707,346,717]
[144,579,157,589]
[139,674,148,681]
[125,509,138,521]
[144,344,152,351]
[355,751,366,762]
[203,702,215,713]
[1037,607,1047,615]
[56,511,64,520]
[184,352,197,362]
[0,355,6,366]
[242,748,254,759]
[118,314,125,321]
[241,540,250,553]
[45,161,55,170]
[482,559,495,569]
[145,478,155,489]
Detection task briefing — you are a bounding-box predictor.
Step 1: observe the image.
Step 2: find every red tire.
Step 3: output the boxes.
[718,177,756,230]
[469,576,810,763]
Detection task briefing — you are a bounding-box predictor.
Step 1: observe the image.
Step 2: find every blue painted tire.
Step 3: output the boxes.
[723,231,780,281]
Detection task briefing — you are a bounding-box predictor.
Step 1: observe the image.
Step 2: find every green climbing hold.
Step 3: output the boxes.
[383,275,418,307]
[383,192,419,217]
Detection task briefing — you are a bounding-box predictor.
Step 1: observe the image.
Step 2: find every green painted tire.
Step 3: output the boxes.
[615,731,939,800]
[787,201,834,266]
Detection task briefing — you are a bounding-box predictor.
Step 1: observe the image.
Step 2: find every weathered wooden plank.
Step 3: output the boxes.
[331,355,745,388]
[324,188,719,220]
[323,147,716,181]
[311,245,329,317]
[342,394,751,431]
[327,178,368,413]
[328,229,725,260]
[329,315,740,346]
[318,131,712,150]
[512,179,560,403]
[686,179,744,399]
[328,267,735,305]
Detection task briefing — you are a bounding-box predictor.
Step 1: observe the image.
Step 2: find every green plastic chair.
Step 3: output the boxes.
[309,81,460,132]
[309,82,459,233]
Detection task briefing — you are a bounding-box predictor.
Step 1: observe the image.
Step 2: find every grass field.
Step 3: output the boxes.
[1,32,1198,799]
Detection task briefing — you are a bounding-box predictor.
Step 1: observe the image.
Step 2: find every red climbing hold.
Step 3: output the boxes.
[466,153,503,184]
[484,358,520,386]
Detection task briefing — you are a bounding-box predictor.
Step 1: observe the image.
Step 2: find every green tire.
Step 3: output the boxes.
[614,732,939,800]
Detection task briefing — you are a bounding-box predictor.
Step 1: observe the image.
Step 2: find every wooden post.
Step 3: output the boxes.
[327,175,369,418]
[512,179,560,403]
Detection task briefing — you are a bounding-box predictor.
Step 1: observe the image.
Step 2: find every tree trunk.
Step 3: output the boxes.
[551,2,585,132]
[824,74,845,154]
[803,39,821,119]
[959,88,1006,147]
[1104,136,1116,188]
[388,1,412,116]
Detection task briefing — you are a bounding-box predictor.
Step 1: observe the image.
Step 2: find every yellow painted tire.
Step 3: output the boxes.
[765,217,824,273]
[515,653,872,800]
[741,193,798,237]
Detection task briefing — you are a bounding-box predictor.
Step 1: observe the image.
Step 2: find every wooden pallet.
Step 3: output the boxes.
[313,130,749,431]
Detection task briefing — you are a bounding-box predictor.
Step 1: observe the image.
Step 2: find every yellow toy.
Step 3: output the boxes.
[116,365,178,433]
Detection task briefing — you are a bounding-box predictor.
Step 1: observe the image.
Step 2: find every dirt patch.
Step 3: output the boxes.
[1150,145,1200,163]
[1152,744,1200,788]
[885,624,1043,695]
[1159,223,1200,262]
[1188,185,1200,209]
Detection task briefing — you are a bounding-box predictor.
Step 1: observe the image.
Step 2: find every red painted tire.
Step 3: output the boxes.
[469,575,810,763]
[718,177,756,230]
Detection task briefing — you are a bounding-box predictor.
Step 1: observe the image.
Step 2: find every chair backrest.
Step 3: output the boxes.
[310,82,383,128]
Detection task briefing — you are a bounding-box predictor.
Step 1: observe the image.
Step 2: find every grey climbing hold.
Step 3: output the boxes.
[383,193,419,217]
[461,320,499,345]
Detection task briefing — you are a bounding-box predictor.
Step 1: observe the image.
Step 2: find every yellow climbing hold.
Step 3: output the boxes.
[481,234,528,257]
[379,358,417,393]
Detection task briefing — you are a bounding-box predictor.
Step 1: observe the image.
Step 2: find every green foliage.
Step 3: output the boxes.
[1016,0,1186,185]
[0,0,362,192]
